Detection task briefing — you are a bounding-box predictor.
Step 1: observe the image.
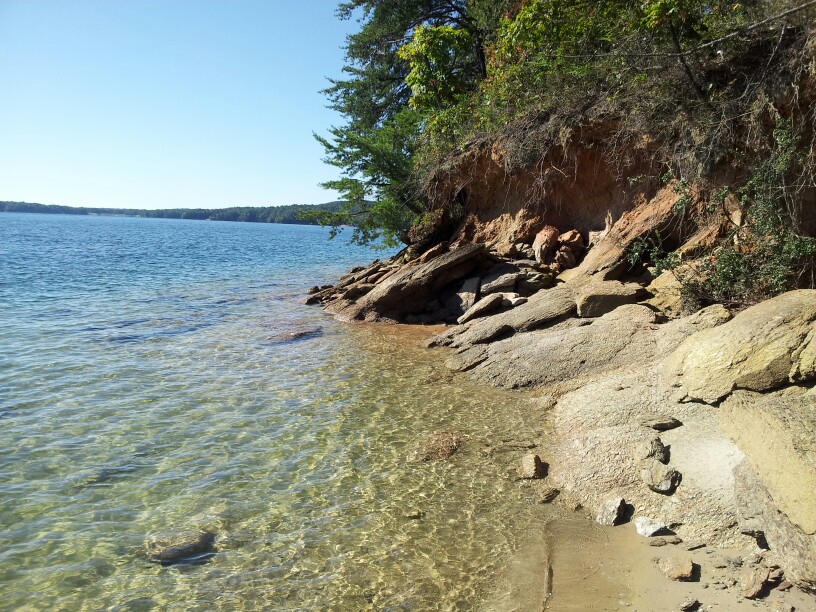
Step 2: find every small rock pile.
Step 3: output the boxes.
[306,228,587,325]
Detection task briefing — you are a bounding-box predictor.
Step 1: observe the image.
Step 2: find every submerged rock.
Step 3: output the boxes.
[266,327,323,344]
[406,431,463,462]
[146,530,217,566]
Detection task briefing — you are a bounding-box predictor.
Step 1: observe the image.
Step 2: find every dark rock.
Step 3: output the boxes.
[445,276,480,318]
[307,286,320,294]
[146,531,217,566]
[342,283,376,300]
[641,416,683,431]
[554,247,577,269]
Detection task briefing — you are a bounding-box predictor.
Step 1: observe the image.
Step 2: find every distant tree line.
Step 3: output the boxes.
[0,200,348,225]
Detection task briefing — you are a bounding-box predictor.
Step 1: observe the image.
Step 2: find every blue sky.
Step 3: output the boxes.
[0,1,359,209]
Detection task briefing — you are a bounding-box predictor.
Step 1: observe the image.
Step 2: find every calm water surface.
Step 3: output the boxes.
[0,213,567,611]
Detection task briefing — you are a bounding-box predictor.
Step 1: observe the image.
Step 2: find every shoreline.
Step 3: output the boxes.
[315,247,816,611]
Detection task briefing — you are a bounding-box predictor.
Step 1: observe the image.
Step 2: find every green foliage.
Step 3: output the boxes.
[320,0,814,259]
[397,25,475,111]
[676,119,816,303]
[626,231,681,275]
[1,200,348,225]
[317,0,515,245]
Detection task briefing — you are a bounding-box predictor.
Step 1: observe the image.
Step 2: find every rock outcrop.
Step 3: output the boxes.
[314,228,815,600]
[662,290,816,403]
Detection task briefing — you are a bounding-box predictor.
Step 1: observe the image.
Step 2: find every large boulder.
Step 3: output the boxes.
[662,290,816,404]
[480,262,522,294]
[328,243,486,321]
[532,226,559,263]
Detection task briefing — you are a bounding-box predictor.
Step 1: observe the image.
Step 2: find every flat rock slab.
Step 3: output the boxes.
[454,304,658,389]
[434,285,577,349]
[662,289,816,403]
[457,293,505,324]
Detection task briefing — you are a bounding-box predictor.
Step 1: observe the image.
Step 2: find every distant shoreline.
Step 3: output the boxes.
[1,200,345,226]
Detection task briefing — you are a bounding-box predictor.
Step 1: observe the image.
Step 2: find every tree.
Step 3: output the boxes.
[314,0,513,246]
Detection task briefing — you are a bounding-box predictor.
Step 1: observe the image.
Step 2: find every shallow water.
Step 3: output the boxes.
[0,213,586,610]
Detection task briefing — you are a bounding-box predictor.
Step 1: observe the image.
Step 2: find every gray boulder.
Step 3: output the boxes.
[480,262,522,294]
[457,293,505,324]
